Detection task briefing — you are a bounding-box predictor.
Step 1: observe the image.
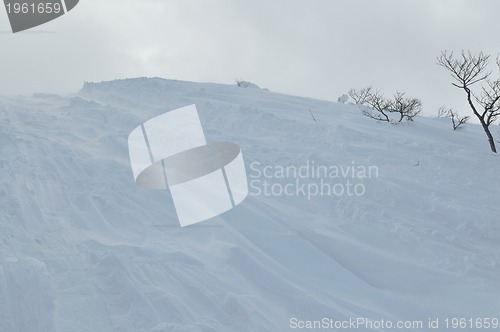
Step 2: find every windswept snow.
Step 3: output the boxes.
[0,77,499,331]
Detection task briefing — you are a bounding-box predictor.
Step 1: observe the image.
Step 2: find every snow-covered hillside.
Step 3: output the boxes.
[0,78,499,331]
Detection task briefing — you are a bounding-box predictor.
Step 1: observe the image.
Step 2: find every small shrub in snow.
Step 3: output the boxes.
[450,111,470,130]
[436,105,449,118]
[338,94,349,103]
[235,79,260,88]
[437,106,470,130]
[235,79,249,87]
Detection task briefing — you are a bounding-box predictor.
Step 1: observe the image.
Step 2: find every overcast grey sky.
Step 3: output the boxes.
[1,0,500,117]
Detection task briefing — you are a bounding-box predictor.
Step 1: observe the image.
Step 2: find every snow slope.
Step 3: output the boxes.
[0,78,499,331]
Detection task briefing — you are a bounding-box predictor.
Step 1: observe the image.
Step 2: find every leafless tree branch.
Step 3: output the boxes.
[350,88,421,123]
[437,50,499,152]
[348,86,373,105]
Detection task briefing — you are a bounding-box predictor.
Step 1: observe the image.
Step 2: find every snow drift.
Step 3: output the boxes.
[0,78,499,331]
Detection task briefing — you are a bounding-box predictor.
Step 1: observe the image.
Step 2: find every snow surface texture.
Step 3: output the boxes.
[0,78,499,331]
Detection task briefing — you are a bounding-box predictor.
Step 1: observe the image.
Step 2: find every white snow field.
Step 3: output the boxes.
[0,78,499,331]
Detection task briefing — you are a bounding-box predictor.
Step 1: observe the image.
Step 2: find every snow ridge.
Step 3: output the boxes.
[0,77,499,331]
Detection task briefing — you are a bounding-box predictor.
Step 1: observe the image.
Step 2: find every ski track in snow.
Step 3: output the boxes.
[0,78,499,331]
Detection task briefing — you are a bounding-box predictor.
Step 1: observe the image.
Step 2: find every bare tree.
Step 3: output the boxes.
[437,105,450,118]
[437,50,500,153]
[350,87,421,123]
[359,89,392,122]
[449,109,470,130]
[348,86,373,105]
[437,106,469,130]
[390,92,422,122]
